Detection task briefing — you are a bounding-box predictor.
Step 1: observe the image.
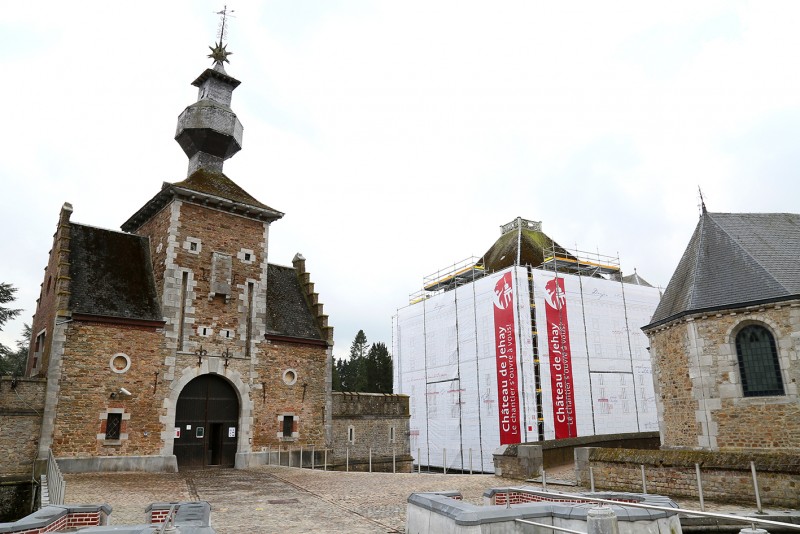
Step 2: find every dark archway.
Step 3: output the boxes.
[175,374,239,469]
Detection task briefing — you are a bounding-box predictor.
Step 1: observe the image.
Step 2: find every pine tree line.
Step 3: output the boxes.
[0,283,28,376]
[332,329,392,393]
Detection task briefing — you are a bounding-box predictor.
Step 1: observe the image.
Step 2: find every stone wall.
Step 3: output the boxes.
[578,447,800,508]
[330,392,412,472]
[493,432,660,480]
[0,377,46,475]
[46,321,169,459]
[646,301,800,450]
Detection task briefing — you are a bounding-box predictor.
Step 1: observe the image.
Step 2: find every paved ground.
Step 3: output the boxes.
[64,465,796,533]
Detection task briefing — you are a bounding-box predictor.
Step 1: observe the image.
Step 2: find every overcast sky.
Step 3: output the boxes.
[2,1,800,358]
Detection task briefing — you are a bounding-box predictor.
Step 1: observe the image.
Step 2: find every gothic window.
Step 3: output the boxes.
[735,324,784,397]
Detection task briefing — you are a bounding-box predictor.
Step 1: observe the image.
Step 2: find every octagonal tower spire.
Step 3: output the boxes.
[175,12,243,176]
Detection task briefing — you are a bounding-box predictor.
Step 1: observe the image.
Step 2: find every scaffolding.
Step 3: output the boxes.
[540,246,620,277]
[409,257,488,304]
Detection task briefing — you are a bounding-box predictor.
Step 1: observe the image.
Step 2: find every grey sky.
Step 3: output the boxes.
[2,1,800,358]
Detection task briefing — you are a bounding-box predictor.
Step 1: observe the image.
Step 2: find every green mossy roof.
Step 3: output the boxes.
[172,169,277,212]
[479,228,575,271]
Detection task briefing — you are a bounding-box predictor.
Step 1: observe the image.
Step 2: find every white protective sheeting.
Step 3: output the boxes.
[394,265,661,472]
[531,270,661,439]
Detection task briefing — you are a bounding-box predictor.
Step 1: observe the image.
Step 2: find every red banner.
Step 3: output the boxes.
[493,272,521,445]
[543,277,577,439]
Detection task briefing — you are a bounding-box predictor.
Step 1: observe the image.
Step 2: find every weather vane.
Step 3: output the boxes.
[215,4,235,42]
[208,5,235,66]
[698,186,707,214]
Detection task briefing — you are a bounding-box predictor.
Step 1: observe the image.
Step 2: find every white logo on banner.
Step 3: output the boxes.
[493,276,513,310]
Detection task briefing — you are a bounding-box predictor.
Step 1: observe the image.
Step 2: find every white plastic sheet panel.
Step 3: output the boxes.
[532,269,662,438]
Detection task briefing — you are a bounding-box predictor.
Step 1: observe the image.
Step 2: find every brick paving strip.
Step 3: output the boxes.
[65,465,795,533]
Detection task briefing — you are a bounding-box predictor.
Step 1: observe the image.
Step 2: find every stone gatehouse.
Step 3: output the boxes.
[22,40,334,473]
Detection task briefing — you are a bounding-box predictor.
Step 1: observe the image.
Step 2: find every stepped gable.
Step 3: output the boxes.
[479,221,574,272]
[265,263,326,344]
[647,211,800,328]
[68,223,162,322]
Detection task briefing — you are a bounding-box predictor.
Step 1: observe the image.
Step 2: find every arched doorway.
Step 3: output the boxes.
[174,374,239,469]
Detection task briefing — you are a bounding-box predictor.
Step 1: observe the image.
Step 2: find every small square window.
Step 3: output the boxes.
[106,413,122,440]
[190,242,197,251]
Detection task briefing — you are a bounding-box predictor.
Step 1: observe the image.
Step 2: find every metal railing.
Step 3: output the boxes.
[157,504,178,534]
[521,489,800,533]
[44,449,66,506]
[515,519,585,534]
[266,445,414,473]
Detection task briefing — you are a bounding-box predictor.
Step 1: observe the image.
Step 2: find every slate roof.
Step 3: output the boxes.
[621,271,654,287]
[265,264,325,342]
[480,228,575,272]
[646,211,800,328]
[68,223,162,322]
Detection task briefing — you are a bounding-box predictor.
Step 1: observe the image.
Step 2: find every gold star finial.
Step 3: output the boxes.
[208,41,233,65]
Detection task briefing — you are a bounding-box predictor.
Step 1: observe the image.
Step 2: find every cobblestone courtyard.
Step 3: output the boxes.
[64,465,792,533]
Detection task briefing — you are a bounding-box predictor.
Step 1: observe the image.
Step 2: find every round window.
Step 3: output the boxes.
[282,369,297,386]
[110,353,131,374]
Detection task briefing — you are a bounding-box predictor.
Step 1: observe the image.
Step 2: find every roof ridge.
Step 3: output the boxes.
[707,212,790,293]
[685,212,706,310]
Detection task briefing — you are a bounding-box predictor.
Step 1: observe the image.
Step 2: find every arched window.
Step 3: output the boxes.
[735,324,784,397]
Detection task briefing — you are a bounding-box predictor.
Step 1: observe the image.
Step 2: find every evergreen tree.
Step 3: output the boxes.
[0,283,24,375]
[334,330,394,393]
[332,358,342,391]
[0,283,21,360]
[347,330,369,391]
[0,324,30,376]
[366,341,393,393]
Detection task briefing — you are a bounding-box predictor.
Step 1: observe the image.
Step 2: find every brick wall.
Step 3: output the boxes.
[252,340,329,448]
[330,392,411,471]
[0,504,110,533]
[582,448,800,508]
[0,378,46,475]
[50,321,168,457]
[646,301,800,450]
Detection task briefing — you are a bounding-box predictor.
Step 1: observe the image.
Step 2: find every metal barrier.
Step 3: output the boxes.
[530,489,800,533]
[516,519,586,533]
[44,449,66,506]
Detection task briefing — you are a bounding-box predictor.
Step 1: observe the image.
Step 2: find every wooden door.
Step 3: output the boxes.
[174,374,239,469]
